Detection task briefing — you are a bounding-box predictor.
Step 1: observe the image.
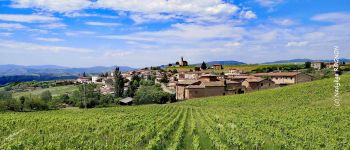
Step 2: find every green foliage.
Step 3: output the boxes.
[134,85,172,104]
[125,75,141,97]
[0,91,12,100]
[201,61,207,70]
[305,62,311,68]
[252,64,305,73]
[40,90,52,102]
[114,68,124,98]
[160,73,169,83]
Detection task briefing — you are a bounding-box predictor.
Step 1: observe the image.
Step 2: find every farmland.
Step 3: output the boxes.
[12,85,78,99]
[0,76,350,149]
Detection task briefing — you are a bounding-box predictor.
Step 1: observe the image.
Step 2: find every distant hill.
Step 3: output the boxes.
[0,65,136,76]
[264,58,350,64]
[0,64,136,85]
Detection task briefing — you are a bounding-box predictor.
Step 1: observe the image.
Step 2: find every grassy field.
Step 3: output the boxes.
[12,85,78,98]
[0,76,349,149]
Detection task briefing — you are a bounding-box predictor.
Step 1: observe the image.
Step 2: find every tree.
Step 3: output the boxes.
[0,91,12,100]
[172,69,178,74]
[100,94,114,106]
[201,61,207,70]
[83,72,87,77]
[114,67,125,98]
[134,85,169,104]
[59,94,70,104]
[40,90,52,102]
[160,73,169,83]
[305,62,311,69]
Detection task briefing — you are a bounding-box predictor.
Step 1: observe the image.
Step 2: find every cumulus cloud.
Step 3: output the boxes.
[240,10,257,19]
[85,21,121,27]
[11,0,92,13]
[0,14,59,23]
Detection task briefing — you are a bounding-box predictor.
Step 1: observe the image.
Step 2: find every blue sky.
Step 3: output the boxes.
[0,0,349,67]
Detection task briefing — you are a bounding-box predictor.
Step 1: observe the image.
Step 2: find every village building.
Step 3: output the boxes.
[225,69,243,76]
[92,76,103,84]
[241,77,275,92]
[176,57,189,67]
[311,62,325,70]
[225,80,246,94]
[77,77,92,84]
[253,72,313,86]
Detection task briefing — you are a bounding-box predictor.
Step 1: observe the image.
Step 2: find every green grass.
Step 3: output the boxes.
[12,85,78,98]
[1,76,349,149]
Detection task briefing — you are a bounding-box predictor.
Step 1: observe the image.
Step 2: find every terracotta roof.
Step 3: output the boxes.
[231,75,259,79]
[226,80,240,84]
[253,72,302,77]
[177,80,201,85]
[201,81,225,87]
[245,78,265,83]
[213,64,222,66]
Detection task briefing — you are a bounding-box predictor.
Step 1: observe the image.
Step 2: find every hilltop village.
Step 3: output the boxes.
[75,57,350,104]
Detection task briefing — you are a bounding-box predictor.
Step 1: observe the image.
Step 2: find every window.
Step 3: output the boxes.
[261,83,263,86]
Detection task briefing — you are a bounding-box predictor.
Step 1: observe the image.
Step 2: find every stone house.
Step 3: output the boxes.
[253,72,313,86]
[225,80,246,94]
[241,78,275,92]
[311,62,325,70]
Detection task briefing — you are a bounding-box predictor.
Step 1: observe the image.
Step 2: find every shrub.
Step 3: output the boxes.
[41,90,52,102]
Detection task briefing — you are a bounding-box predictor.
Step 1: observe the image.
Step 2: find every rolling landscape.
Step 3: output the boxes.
[1,0,350,149]
[1,76,349,149]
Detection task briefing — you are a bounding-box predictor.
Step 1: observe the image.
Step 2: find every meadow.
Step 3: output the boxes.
[12,85,78,99]
[0,76,349,149]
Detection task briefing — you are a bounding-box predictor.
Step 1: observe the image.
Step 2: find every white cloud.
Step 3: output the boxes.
[272,18,297,26]
[85,21,121,27]
[312,12,350,23]
[0,14,59,23]
[65,31,95,36]
[95,0,240,24]
[240,10,257,19]
[286,41,308,47]
[130,13,178,24]
[39,22,67,29]
[35,37,64,42]
[0,23,26,30]
[0,40,92,53]
[255,0,284,7]
[11,0,92,13]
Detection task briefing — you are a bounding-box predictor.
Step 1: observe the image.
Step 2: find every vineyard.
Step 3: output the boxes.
[1,76,350,149]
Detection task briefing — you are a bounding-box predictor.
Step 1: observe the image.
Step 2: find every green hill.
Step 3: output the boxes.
[0,76,349,149]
